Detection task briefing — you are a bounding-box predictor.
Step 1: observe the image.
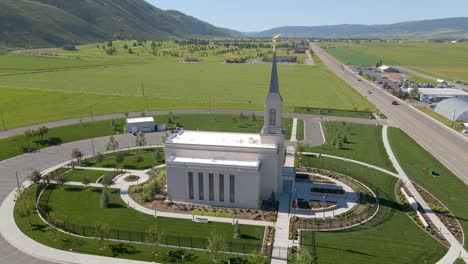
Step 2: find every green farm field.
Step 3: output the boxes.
[0,40,373,129]
[322,41,468,81]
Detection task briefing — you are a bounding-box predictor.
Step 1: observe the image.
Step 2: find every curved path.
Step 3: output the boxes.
[0,133,165,264]
[0,126,464,263]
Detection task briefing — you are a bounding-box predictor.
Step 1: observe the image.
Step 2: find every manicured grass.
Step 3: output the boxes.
[39,185,264,248]
[296,119,304,141]
[82,148,164,170]
[295,107,375,119]
[300,156,447,264]
[304,122,395,172]
[15,185,254,263]
[0,114,293,162]
[415,107,464,131]
[388,127,468,249]
[323,42,468,67]
[64,169,113,183]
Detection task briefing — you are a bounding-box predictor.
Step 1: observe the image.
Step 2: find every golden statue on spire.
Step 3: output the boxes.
[272,34,281,52]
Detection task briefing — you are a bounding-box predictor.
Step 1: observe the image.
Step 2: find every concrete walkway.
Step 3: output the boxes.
[271,193,291,263]
[382,126,467,264]
[290,118,298,142]
[120,190,271,227]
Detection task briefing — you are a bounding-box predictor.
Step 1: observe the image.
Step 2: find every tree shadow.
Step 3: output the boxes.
[163,250,198,263]
[110,243,140,257]
[33,137,63,146]
[224,257,248,264]
[240,234,260,240]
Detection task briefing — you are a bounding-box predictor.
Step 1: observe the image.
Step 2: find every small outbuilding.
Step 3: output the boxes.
[378,65,399,73]
[434,98,468,122]
[126,117,155,133]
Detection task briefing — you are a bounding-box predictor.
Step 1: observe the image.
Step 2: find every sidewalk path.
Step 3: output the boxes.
[290,118,298,142]
[300,152,398,177]
[271,193,291,263]
[120,188,271,227]
[382,126,467,264]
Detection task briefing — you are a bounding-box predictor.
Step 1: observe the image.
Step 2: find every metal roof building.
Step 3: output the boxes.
[434,98,468,122]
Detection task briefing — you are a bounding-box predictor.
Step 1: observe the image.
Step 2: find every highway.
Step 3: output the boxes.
[310,42,468,184]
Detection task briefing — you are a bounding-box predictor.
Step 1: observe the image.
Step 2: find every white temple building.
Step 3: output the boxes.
[164,54,287,209]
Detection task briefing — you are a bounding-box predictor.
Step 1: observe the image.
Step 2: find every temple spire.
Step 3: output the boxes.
[269,53,280,95]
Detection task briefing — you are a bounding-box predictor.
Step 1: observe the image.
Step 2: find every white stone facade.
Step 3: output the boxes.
[164,54,286,209]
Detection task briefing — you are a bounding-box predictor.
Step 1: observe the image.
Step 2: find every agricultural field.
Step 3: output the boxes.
[322,41,468,81]
[0,39,374,129]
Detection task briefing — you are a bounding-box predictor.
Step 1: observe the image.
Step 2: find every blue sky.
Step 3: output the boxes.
[147,0,468,32]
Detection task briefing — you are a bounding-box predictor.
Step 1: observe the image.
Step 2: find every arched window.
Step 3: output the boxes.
[269,108,277,126]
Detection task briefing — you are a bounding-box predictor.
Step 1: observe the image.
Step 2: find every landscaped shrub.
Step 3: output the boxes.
[100,188,110,208]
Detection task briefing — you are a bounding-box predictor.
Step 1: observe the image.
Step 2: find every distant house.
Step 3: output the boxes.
[126,117,155,133]
[378,65,399,73]
[293,48,307,54]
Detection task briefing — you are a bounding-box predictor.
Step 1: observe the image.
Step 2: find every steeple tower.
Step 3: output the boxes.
[262,47,284,135]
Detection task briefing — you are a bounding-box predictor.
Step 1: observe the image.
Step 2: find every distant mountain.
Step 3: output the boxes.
[0,0,241,48]
[251,17,468,39]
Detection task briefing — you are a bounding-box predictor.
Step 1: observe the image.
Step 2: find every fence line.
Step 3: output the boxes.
[35,184,263,255]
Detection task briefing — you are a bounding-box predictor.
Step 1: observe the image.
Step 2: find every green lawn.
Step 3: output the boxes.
[39,185,264,250]
[300,156,447,264]
[296,119,304,141]
[82,148,164,170]
[0,114,293,162]
[295,107,375,119]
[409,66,468,83]
[304,122,395,172]
[64,169,113,182]
[15,185,254,263]
[388,127,468,249]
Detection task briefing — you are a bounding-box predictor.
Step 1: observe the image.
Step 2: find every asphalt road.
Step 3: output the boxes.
[310,42,468,184]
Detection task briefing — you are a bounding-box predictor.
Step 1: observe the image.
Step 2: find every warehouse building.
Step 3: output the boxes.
[409,88,468,102]
[434,98,468,122]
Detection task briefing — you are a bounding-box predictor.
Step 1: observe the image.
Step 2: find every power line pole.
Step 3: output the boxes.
[1,111,5,131]
[90,106,95,155]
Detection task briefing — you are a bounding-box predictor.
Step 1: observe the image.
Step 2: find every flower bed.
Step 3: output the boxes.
[414,183,463,244]
[124,175,140,182]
